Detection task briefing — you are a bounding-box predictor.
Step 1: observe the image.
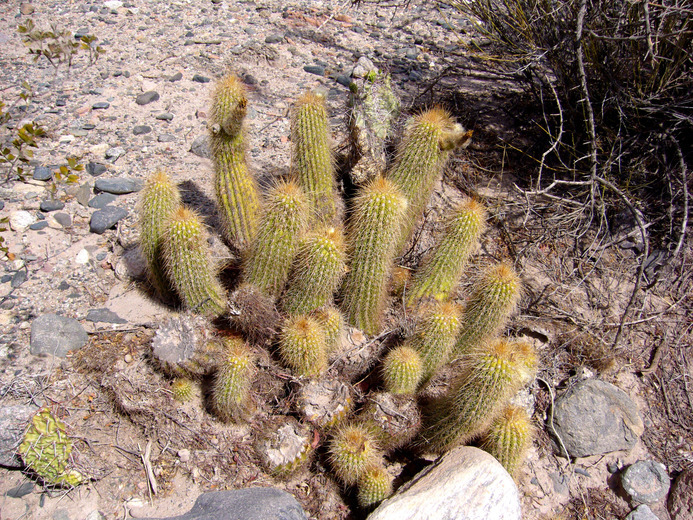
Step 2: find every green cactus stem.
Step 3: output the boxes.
[163,206,227,317]
[328,423,383,486]
[278,314,327,378]
[382,346,423,395]
[341,176,407,334]
[282,226,347,315]
[480,404,533,477]
[424,338,526,452]
[406,199,486,305]
[405,300,462,383]
[311,305,344,353]
[171,378,194,402]
[209,74,260,250]
[388,107,473,252]
[357,465,393,508]
[291,91,336,223]
[243,180,308,298]
[18,409,84,487]
[212,337,256,422]
[453,262,521,357]
[139,170,182,301]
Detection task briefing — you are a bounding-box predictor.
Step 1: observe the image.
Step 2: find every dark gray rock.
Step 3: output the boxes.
[88,193,117,209]
[622,460,670,504]
[158,134,176,143]
[143,488,307,520]
[90,206,128,234]
[83,123,96,131]
[52,212,72,228]
[156,112,174,121]
[10,270,26,288]
[190,135,211,159]
[304,65,325,76]
[92,101,110,109]
[40,199,64,212]
[136,91,160,105]
[335,74,352,88]
[168,72,183,82]
[625,505,660,520]
[6,481,35,498]
[368,447,521,520]
[192,74,211,83]
[30,313,88,357]
[0,200,4,210]
[86,308,127,324]
[265,33,284,44]
[133,125,152,135]
[86,162,107,176]
[33,165,53,181]
[30,221,48,231]
[668,469,693,520]
[551,379,644,458]
[95,177,143,194]
[76,182,93,207]
[0,405,38,467]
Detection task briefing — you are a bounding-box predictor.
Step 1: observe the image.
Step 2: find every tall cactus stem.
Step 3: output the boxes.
[278,315,328,378]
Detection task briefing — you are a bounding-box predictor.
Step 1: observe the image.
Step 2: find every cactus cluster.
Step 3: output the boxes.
[138,72,536,508]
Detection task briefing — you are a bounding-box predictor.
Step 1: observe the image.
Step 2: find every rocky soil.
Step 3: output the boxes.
[1,0,691,519]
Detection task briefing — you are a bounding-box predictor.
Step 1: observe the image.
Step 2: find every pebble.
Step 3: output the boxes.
[0,201,4,210]
[104,0,123,9]
[178,449,191,463]
[30,313,88,357]
[136,91,160,105]
[155,112,174,121]
[133,125,152,135]
[86,308,127,324]
[95,177,143,194]
[265,33,284,44]
[20,2,35,15]
[30,221,49,231]
[304,65,326,76]
[168,72,183,82]
[33,165,53,181]
[192,74,211,83]
[335,74,352,88]
[10,210,37,231]
[76,182,93,206]
[625,505,660,520]
[0,405,38,467]
[190,135,211,159]
[75,249,90,265]
[90,206,128,234]
[53,212,72,228]
[40,199,65,212]
[88,193,117,208]
[621,460,670,504]
[105,147,126,161]
[6,482,35,498]
[86,162,108,176]
[10,270,27,288]
[158,134,176,143]
[92,101,110,109]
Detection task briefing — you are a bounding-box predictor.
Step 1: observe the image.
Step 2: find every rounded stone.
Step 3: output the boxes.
[625,505,661,520]
[136,91,160,105]
[30,313,88,357]
[10,210,37,231]
[621,460,670,504]
[33,165,53,181]
[90,206,128,234]
[88,193,117,209]
[133,125,152,135]
[40,199,65,212]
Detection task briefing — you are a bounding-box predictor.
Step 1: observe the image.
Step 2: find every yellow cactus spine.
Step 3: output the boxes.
[328,423,382,486]
[357,465,393,508]
[212,337,256,422]
[480,404,533,477]
[382,346,423,395]
[278,315,328,378]
[209,75,260,250]
[341,176,407,334]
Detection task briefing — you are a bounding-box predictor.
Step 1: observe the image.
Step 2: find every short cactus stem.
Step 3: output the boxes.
[328,423,383,486]
[382,346,423,395]
[212,337,256,422]
[243,180,308,298]
[138,170,181,301]
[424,338,526,452]
[210,75,260,250]
[163,207,227,317]
[171,378,194,402]
[453,262,521,356]
[341,176,407,334]
[405,300,462,383]
[281,226,347,315]
[311,306,344,353]
[357,465,393,508]
[406,199,486,305]
[388,107,472,252]
[278,315,327,378]
[291,91,336,223]
[480,404,533,477]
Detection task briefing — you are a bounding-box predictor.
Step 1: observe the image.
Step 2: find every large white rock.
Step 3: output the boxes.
[368,447,521,520]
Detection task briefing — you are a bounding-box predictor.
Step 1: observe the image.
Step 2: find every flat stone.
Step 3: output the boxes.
[368,447,521,520]
[33,165,53,181]
[625,505,660,520]
[158,134,176,143]
[30,221,48,231]
[552,379,643,458]
[86,162,108,177]
[622,460,670,504]
[11,270,27,288]
[6,481,35,498]
[133,125,152,135]
[95,177,143,194]
[90,205,128,234]
[0,404,38,467]
[105,147,126,161]
[136,91,160,105]
[40,199,64,212]
[30,313,88,357]
[265,33,284,44]
[192,74,211,83]
[303,65,325,76]
[142,488,307,520]
[155,113,174,121]
[668,469,693,520]
[104,0,123,9]
[190,135,211,159]
[9,210,37,231]
[92,101,110,109]
[88,193,117,209]
[52,212,72,228]
[76,182,93,206]
[86,308,127,324]
[168,72,183,82]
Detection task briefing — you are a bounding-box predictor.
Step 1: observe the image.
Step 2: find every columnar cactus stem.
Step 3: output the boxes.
[382,346,423,395]
[388,108,473,252]
[480,404,533,477]
[311,306,344,353]
[212,337,256,422]
[278,315,328,378]
[406,199,486,305]
[281,226,347,315]
[243,180,308,298]
[209,75,260,250]
[138,170,181,301]
[163,207,227,317]
[357,465,393,508]
[341,176,407,334]
[291,91,336,223]
[453,262,521,356]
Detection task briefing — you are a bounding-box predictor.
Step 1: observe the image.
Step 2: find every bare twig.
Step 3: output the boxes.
[140,439,158,499]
